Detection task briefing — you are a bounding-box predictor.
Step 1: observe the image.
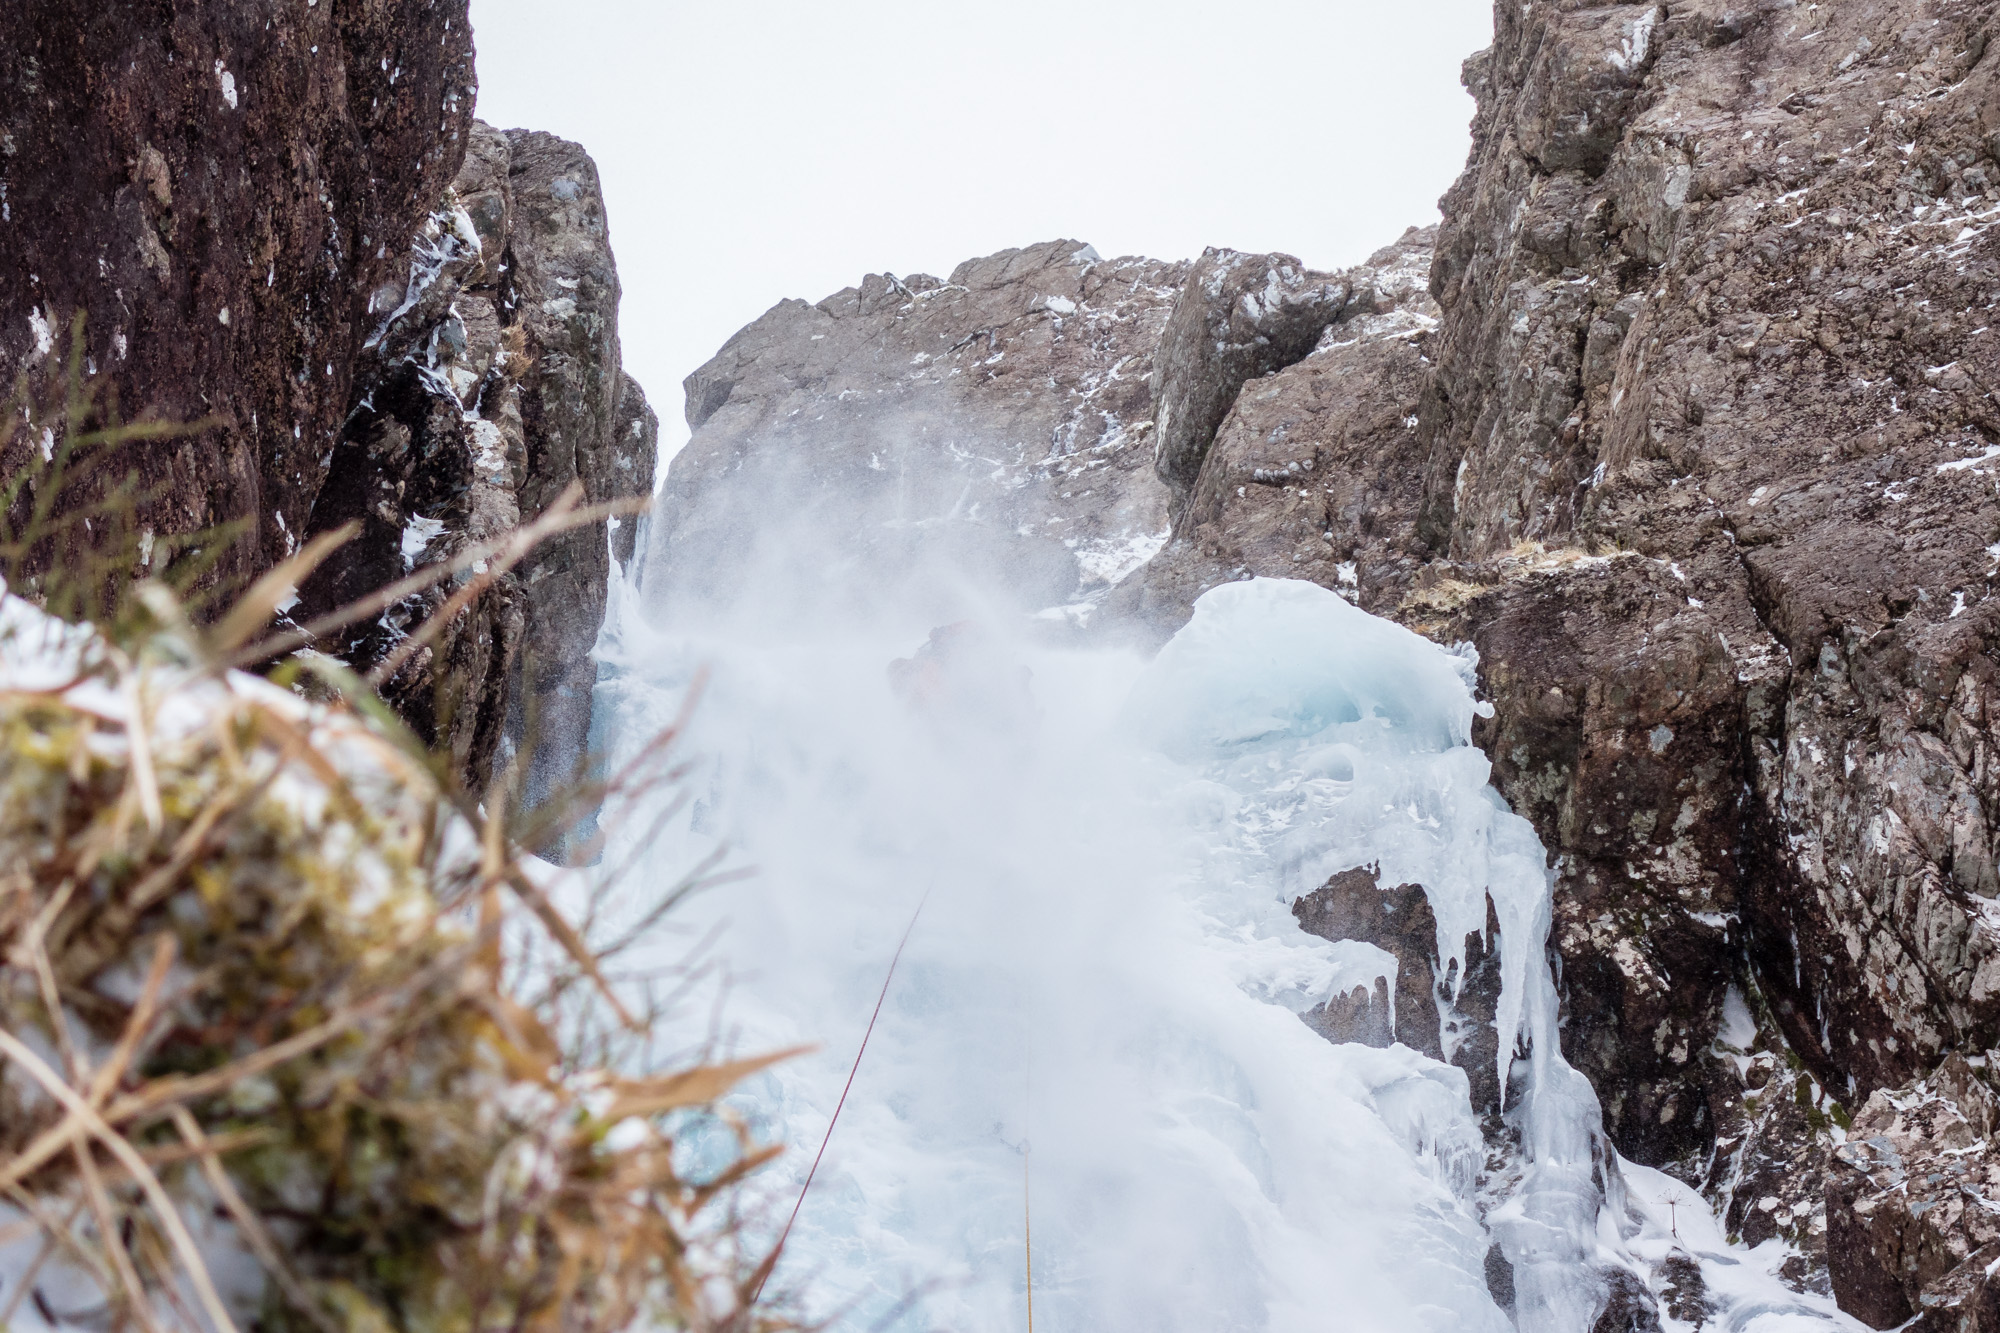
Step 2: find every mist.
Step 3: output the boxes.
[586,493,1584,1331]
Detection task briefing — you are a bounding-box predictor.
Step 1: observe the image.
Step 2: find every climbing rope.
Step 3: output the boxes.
[1023,1127,1035,1333]
[753,884,930,1305]
[747,881,1046,1333]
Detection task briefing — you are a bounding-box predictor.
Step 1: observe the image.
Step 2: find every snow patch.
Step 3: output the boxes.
[401,514,447,569]
[1073,527,1169,588]
[1608,9,1660,72]
[1939,443,2000,473]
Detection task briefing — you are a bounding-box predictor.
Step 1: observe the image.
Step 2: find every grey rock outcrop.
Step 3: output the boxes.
[1407,6,2000,1287]
[497,130,651,824]
[610,371,659,567]
[295,121,655,811]
[643,241,1184,629]
[1123,0,2000,1228]
[1413,0,2000,1122]
[1150,248,1350,518]
[1127,227,1440,625]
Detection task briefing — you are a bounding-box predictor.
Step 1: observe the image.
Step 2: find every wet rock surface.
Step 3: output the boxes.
[1675,982,1845,1296]
[1433,551,1777,1167]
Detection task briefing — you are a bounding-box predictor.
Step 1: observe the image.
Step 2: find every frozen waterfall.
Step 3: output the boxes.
[589,571,1857,1333]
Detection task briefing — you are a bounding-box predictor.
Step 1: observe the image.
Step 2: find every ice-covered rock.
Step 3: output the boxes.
[600,569,1727,1330]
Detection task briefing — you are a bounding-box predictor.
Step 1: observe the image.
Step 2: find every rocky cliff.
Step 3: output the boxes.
[13,0,2000,1323]
[0,9,654,822]
[0,1,475,588]
[293,120,656,814]
[646,241,1184,628]
[645,0,2000,1322]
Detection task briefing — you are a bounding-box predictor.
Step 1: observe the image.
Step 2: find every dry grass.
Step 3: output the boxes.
[0,322,800,1333]
[1395,540,1637,633]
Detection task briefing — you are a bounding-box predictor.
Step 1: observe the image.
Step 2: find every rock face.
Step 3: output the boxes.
[1419,550,1776,1168]
[1127,227,1441,624]
[296,121,656,811]
[0,7,655,817]
[1132,0,2000,1275]
[648,0,2000,1319]
[1410,0,2000,1176]
[0,1,474,587]
[1827,1054,2000,1329]
[643,241,1185,627]
[1148,248,1351,519]
[1294,865,1508,1115]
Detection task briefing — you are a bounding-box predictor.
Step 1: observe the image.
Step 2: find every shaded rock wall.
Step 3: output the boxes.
[0,1,474,586]
[296,121,656,810]
[0,10,656,815]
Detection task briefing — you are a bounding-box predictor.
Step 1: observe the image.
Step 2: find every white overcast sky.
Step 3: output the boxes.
[468,0,1495,451]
